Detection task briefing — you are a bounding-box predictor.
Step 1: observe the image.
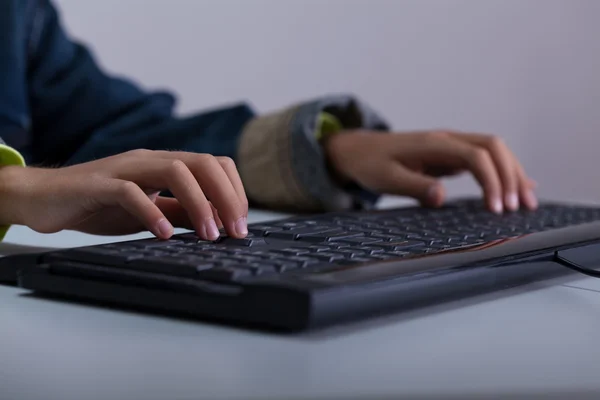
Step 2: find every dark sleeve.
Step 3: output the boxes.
[26,0,255,167]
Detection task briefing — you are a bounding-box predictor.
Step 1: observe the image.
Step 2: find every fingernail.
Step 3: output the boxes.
[505,193,519,211]
[492,198,503,214]
[157,219,173,237]
[426,183,443,207]
[235,217,248,236]
[205,218,220,241]
[524,189,538,209]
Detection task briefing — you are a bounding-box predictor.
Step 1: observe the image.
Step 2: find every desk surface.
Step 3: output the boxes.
[2,202,600,400]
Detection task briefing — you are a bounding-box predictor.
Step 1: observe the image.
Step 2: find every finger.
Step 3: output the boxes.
[210,202,224,229]
[155,197,194,230]
[407,136,504,213]
[193,156,246,238]
[155,197,229,232]
[370,162,445,207]
[216,157,248,217]
[465,147,504,213]
[96,179,174,239]
[150,151,247,238]
[450,133,519,211]
[154,152,248,214]
[116,158,220,241]
[515,162,539,210]
[177,154,246,238]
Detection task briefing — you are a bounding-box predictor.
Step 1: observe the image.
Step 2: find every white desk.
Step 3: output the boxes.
[2,204,600,400]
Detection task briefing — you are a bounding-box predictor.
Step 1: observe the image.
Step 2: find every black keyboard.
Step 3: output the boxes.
[41,200,600,283]
[13,199,600,331]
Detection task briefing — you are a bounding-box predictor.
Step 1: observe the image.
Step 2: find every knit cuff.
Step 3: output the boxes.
[237,94,389,212]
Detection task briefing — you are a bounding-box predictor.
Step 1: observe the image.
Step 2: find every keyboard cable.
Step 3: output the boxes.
[554,252,600,279]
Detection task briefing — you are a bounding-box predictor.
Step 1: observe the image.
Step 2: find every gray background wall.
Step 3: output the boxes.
[53,0,600,203]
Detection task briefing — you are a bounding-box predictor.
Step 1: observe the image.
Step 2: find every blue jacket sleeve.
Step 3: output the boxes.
[26,0,255,167]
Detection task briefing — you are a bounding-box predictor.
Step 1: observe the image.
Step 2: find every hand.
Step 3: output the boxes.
[323,130,538,213]
[0,150,248,240]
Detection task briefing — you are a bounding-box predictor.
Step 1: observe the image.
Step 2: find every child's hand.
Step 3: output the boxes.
[324,130,538,213]
[0,150,248,240]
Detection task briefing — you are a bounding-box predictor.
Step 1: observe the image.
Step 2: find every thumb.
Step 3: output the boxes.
[380,165,445,208]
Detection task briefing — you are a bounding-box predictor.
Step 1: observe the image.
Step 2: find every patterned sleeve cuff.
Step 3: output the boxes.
[0,143,25,241]
[237,94,389,212]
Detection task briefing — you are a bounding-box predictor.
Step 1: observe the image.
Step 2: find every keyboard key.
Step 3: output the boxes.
[295,229,348,242]
[287,225,334,233]
[349,228,386,235]
[410,248,438,255]
[246,263,279,274]
[274,263,299,273]
[381,251,411,257]
[287,256,320,267]
[336,257,374,265]
[369,233,409,242]
[270,227,343,241]
[101,244,139,252]
[159,244,198,253]
[377,241,425,251]
[367,254,399,261]
[352,257,379,263]
[275,222,307,229]
[360,246,385,254]
[406,234,431,241]
[324,243,350,249]
[226,255,263,263]
[333,249,368,258]
[266,231,300,240]
[352,246,382,253]
[271,247,311,256]
[428,243,461,250]
[217,236,267,247]
[176,234,216,244]
[337,237,383,245]
[310,252,345,262]
[308,220,325,225]
[385,230,412,236]
[248,251,270,256]
[308,245,333,252]
[324,233,365,242]
[136,239,183,248]
[248,225,283,236]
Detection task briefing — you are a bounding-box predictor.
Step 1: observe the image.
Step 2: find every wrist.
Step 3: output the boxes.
[322,132,354,185]
[0,165,33,227]
[314,113,353,185]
